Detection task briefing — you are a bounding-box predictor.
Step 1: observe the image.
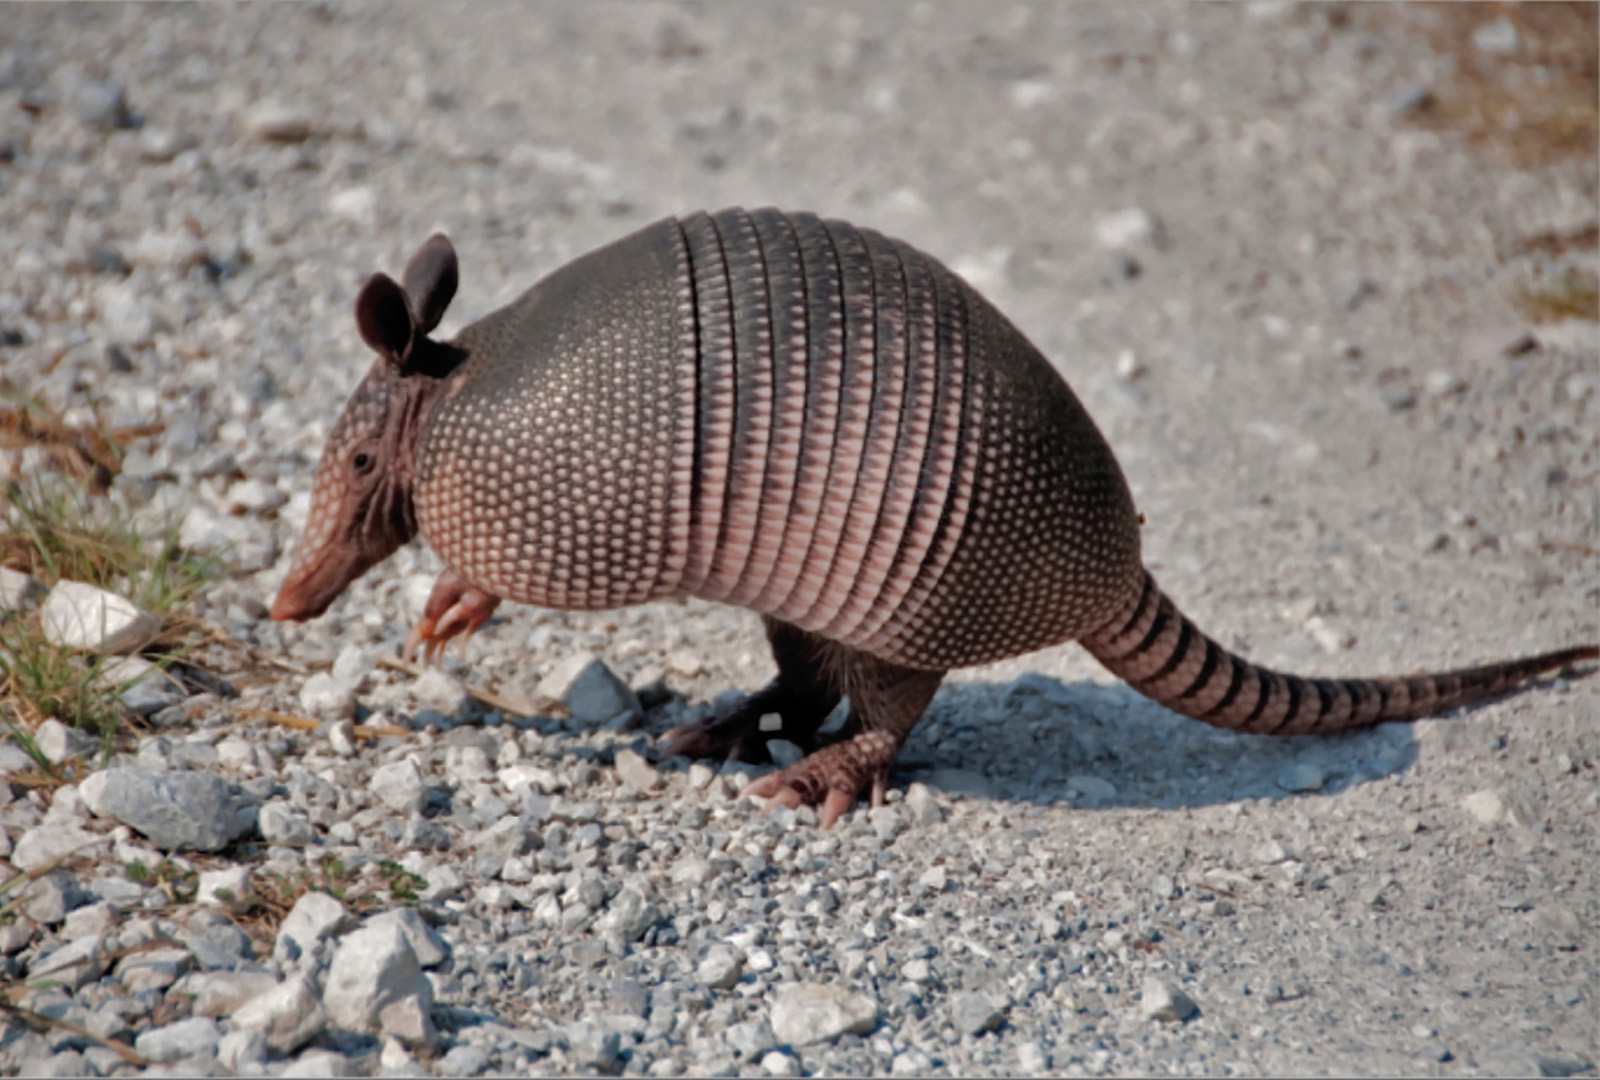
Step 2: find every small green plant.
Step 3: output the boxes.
[380,861,429,904]
[123,859,197,904]
[0,462,215,756]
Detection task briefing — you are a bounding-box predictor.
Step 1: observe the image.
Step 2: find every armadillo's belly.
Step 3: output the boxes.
[416,208,1143,671]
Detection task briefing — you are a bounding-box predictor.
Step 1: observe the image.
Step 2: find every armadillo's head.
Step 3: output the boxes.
[271,234,464,622]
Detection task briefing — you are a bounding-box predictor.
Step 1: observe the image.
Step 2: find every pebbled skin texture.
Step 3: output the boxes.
[274,208,1599,824]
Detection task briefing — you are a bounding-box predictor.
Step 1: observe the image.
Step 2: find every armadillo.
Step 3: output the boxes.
[272,207,1597,825]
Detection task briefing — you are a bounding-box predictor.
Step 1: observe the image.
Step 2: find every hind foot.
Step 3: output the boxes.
[740,731,900,828]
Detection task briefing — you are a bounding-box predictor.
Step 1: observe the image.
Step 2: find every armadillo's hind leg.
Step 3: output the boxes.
[742,657,944,828]
[661,618,842,764]
[402,568,503,662]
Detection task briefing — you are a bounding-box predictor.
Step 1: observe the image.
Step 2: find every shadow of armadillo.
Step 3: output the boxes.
[886,676,1424,812]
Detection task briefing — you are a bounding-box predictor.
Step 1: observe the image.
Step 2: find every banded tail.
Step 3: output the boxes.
[1081,570,1598,734]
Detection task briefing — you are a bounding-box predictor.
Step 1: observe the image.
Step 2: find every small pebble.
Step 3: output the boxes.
[1275,763,1325,793]
[950,991,1005,1036]
[1140,976,1199,1023]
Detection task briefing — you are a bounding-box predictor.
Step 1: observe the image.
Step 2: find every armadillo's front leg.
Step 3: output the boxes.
[662,618,842,763]
[743,659,943,828]
[402,568,503,662]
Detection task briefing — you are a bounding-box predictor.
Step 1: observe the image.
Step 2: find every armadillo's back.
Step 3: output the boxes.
[416,209,1143,670]
[415,219,699,611]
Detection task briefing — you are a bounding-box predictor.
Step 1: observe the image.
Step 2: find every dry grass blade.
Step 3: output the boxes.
[376,652,534,717]
[0,999,151,1066]
[0,390,163,495]
[232,705,412,739]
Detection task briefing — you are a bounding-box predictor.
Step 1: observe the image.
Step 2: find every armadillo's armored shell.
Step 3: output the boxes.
[414,208,1143,670]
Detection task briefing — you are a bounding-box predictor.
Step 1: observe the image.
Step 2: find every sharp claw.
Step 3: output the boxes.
[402,618,437,663]
[870,770,888,808]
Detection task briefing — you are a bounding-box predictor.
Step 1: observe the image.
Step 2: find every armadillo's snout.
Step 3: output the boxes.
[270,545,367,622]
[270,572,328,622]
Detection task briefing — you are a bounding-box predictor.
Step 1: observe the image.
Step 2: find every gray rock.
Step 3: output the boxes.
[1463,788,1515,826]
[245,100,313,143]
[1254,839,1290,864]
[367,908,449,968]
[282,1049,354,1077]
[115,946,192,992]
[698,943,745,989]
[182,909,257,970]
[275,892,351,960]
[331,644,376,686]
[33,719,93,765]
[95,768,258,851]
[536,653,643,728]
[1066,774,1118,804]
[1094,206,1164,250]
[769,983,879,1046]
[762,1050,804,1078]
[598,886,661,943]
[1275,763,1325,793]
[613,747,661,791]
[1140,976,1199,1023]
[188,970,278,1018]
[470,817,530,860]
[566,1019,621,1072]
[1016,1040,1050,1072]
[0,918,34,954]
[299,672,354,720]
[892,1049,935,1076]
[61,900,115,941]
[11,822,108,871]
[377,992,439,1052]
[951,991,1005,1036]
[324,919,432,1032]
[65,73,134,129]
[14,1051,89,1079]
[27,935,104,990]
[438,1043,492,1077]
[923,768,992,799]
[18,872,83,925]
[230,974,327,1054]
[98,655,187,716]
[197,866,253,909]
[134,1016,223,1062]
[39,581,158,654]
[727,1018,777,1058]
[371,759,428,815]
[1472,15,1518,53]
[413,668,470,716]
[216,1028,268,1072]
[903,781,944,825]
[0,566,45,611]
[1533,903,1584,951]
[258,802,319,847]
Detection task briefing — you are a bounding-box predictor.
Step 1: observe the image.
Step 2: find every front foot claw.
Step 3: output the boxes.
[401,569,502,663]
[739,731,900,828]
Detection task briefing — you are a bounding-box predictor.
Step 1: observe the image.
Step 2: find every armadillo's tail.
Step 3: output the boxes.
[1079,570,1598,734]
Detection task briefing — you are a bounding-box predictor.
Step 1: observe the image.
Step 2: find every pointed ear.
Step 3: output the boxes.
[354,272,415,367]
[401,233,458,336]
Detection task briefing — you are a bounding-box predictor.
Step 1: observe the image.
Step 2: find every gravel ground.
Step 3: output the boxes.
[2,4,1596,1077]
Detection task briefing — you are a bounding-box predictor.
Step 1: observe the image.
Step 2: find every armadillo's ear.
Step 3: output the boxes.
[354,272,415,369]
[401,233,458,337]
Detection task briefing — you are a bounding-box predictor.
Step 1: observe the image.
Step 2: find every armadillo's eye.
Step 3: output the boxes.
[352,452,373,472]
